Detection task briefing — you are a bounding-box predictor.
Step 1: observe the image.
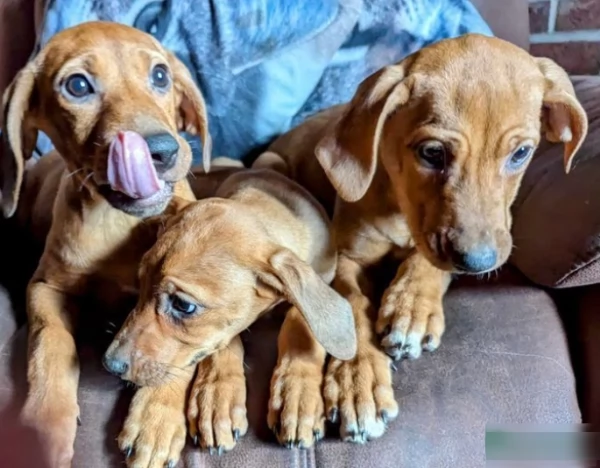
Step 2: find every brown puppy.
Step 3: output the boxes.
[104,168,357,451]
[1,22,216,468]
[253,34,588,442]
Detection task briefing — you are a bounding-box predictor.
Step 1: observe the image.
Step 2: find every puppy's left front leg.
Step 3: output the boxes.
[376,251,451,361]
[187,336,248,455]
[118,367,195,468]
[268,306,326,449]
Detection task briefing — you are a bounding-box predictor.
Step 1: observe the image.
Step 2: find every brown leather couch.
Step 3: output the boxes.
[1,0,599,467]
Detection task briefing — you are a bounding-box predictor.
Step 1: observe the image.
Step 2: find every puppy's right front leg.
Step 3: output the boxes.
[23,280,80,468]
[323,256,398,443]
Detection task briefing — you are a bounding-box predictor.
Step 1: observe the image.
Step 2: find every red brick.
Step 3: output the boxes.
[530,42,600,75]
[556,0,600,31]
[529,1,551,34]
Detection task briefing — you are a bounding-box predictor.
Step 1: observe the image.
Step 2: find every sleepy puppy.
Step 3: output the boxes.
[0,21,221,468]
[104,168,357,451]
[253,34,588,442]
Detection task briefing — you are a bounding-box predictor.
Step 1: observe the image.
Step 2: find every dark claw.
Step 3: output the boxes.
[359,430,367,442]
[272,422,281,437]
[423,334,433,346]
[285,439,294,449]
[390,362,398,372]
[380,410,389,425]
[77,416,82,426]
[381,325,391,337]
[165,461,176,468]
[233,428,240,442]
[313,429,323,441]
[208,446,215,455]
[328,407,339,423]
[298,440,307,450]
[124,446,133,458]
[216,446,223,456]
[347,430,357,439]
[193,434,199,446]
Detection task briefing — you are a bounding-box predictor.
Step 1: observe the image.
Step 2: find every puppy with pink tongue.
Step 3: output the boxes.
[100,130,182,216]
[107,131,164,199]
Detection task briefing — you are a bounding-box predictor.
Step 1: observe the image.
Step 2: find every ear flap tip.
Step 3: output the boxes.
[1,204,16,219]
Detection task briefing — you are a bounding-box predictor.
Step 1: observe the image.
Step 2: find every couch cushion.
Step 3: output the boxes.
[0,266,580,467]
[510,76,600,288]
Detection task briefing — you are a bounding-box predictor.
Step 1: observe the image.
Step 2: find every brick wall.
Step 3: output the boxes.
[529,0,600,74]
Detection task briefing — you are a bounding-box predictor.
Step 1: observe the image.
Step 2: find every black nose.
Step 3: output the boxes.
[450,245,498,273]
[144,133,179,171]
[102,354,129,377]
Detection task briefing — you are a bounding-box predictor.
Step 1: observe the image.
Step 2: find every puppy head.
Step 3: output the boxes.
[316,34,587,274]
[103,199,355,386]
[1,21,211,219]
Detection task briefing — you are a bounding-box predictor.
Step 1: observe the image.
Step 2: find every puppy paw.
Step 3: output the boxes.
[118,386,186,468]
[376,281,445,361]
[323,346,398,443]
[21,396,79,468]
[187,357,248,455]
[268,356,325,449]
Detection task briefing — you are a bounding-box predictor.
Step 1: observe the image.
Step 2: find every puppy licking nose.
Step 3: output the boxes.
[107,131,165,199]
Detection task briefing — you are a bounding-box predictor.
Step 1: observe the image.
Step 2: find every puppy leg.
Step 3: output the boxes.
[187,336,248,454]
[22,281,80,468]
[268,306,326,448]
[376,251,451,361]
[118,367,195,468]
[323,256,398,443]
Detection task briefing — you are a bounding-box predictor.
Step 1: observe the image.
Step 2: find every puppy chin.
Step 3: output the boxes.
[127,357,175,387]
[97,182,174,218]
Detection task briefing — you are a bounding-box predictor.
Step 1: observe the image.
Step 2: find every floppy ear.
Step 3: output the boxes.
[258,249,357,360]
[535,57,588,173]
[167,51,212,173]
[315,63,412,202]
[1,63,39,218]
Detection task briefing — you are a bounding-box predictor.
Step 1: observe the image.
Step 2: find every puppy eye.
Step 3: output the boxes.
[416,141,447,171]
[64,74,94,98]
[150,64,170,89]
[506,145,534,171]
[169,294,198,315]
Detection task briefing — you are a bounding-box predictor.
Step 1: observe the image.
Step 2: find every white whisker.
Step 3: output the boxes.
[79,171,95,191]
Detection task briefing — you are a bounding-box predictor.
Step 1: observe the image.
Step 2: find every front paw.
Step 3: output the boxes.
[268,357,325,449]
[376,283,445,361]
[21,396,79,468]
[323,346,398,443]
[187,361,248,455]
[118,387,186,468]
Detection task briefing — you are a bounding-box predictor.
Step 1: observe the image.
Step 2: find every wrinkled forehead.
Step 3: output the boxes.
[40,24,166,77]
[158,241,257,299]
[409,40,546,128]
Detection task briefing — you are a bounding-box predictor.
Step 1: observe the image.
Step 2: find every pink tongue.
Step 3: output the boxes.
[107,131,162,199]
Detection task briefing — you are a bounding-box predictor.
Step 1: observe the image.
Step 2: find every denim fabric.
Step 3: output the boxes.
[34,0,492,164]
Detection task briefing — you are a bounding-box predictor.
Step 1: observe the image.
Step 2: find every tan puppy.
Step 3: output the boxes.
[253,34,588,442]
[103,168,357,452]
[0,21,222,468]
